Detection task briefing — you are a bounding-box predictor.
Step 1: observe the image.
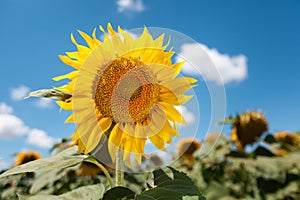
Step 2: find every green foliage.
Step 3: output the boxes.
[175,132,300,200]
[102,167,205,200]
[17,184,105,200]
[1,129,300,199]
[0,147,86,178]
[0,144,204,200]
[102,187,135,200]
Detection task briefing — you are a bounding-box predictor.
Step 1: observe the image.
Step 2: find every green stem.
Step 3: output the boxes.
[115,147,124,186]
[85,157,113,188]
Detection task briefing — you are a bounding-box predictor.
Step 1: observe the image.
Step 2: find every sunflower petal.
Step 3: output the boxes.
[64,114,74,124]
[108,124,122,162]
[160,91,193,105]
[158,102,187,124]
[160,77,197,95]
[78,30,94,48]
[59,55,81,69]
[53,71,78,81]
[149,134,166,151]
[98,118,112,133]
[56,100,72,110]
[134,153,142,165]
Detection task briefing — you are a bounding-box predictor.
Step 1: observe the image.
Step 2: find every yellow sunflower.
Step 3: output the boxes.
[231,111,268,151]
[54,23,196,165]
[15,150,41,165]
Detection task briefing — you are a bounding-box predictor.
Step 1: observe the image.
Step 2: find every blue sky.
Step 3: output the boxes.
[0,0,299,168]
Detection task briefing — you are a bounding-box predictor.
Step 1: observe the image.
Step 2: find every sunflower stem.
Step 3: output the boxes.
[84,157,113,188]
[115,147,124,186]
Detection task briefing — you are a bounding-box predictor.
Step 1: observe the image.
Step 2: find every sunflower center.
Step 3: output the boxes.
[94,57,160,123]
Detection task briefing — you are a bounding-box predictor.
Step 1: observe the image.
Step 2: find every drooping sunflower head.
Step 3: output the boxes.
[177,138,201,158]
[274,131,300,149]
[15,150,41,165]
[54,23,197,165]
[230,111,268,151]
[148,154,164,167]
[176,138,201,168]
[76,161,103,177]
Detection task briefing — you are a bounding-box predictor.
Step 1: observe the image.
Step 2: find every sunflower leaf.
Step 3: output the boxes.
[17,184,105,200]
[102,186,135,200]
[219,117,235,125]
[136,166,205,200]
[0,147,86,177]
[29,164,80,194]
[25,88,71,101]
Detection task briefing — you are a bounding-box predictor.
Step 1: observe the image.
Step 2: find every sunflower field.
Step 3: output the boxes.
[1,24,300,200]
[1,111,299,199]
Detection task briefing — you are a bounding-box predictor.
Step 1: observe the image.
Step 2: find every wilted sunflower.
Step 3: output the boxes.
[148,154,164,167]
[54,23,196,165]
[176,138,201,168]
[15,150,41,165]
[76,162,103,177]
[274,131,300,149]
[231,111,268,151]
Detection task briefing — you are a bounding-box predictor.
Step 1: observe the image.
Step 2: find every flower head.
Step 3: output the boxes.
[176,138,201,168]
[15,150,41,165]
[274,131,300,149]
[54,23,196,165]
[230,111,268,151]
[177,138,201,157]
[76,162,102,177]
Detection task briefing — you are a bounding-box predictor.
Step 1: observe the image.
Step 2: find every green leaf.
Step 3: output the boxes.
[137,167,205,200]
[195,134,230,160]
[183,196,203,200]
[204,181,229,200]
[229,156,283,180]
[102,186,135,200]
[263,134,277,144]
[29,165,80,194]
[18,184,105,200]
[0,147,86,177]
[219,117,235,125]
[25,88,71,101]
[136,188,182,200]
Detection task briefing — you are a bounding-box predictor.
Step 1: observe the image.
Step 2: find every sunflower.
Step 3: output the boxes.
[176,138,201,168]
[274,131,300,149]
[177,138,201,158]
[15,150,41,165]
[148,154,164,167]
[231,111,268,151]
[76,161,103,177]
[54,23,196,165]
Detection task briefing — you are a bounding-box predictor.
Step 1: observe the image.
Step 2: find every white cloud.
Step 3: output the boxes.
[10,85,30,101]
[35,98,54,109]
[117,0,145,13]
[26,129,60,149]
[175,105,196,124]
[0,102,58,149]
[0,102,13,114]
[176,43,248,85]
[0,114,29,139]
